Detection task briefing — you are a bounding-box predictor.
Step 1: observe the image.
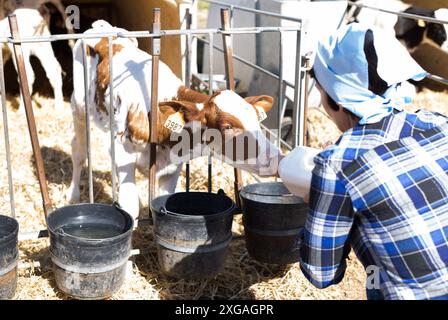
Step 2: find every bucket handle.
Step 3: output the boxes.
[160,206,168,216]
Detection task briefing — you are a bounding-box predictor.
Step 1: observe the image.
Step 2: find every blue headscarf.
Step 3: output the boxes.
[313,23,427,125]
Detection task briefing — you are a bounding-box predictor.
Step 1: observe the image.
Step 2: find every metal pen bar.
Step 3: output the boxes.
[0,49,15,218]
[277,31,284,149]
[196,36,295,89]
[427,74,448,86]
[291,29,302,148]
[201,0,303,23]
[0,26,302,44]
[108,37,117,202]
[185,9,192,193]
[8,14,52,218]
[81,40,94,203]
[303,55,311,147]
[221,8,243,209]
[149,9,161,203]
[208,32,214,194]
[260,123,292,151]
[347,1,448,25]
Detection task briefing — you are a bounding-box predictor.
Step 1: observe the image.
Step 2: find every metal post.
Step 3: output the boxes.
[149,8,161,203]
[0,49,15,218]
[221,8,242,208]
[207,32,214,193]
[292,28,304,148]
[8,14,52,217]
[277,31,284,149]
[303,54,311,147]
[108,37,117,202]
[185,8,191,193]
[81,40,94,203]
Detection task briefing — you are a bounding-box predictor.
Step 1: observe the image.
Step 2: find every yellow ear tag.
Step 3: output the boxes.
[418,19,426,28]
[256,106,267,122]
[164,112,185,134]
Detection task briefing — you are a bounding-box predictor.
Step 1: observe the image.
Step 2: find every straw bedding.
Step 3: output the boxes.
[1,88,447,300]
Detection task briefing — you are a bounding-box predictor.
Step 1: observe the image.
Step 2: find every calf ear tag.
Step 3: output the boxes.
[164,112,185,134]
[256,107,267,122]
[418,19,426,28]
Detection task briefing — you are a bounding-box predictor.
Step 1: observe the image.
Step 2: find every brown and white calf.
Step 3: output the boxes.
[0,8,64,109]
[67,20,281,219]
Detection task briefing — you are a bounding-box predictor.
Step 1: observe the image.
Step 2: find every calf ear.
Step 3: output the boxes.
[177,86,209,103]
[244,95,274,113]
[159,100,200,122]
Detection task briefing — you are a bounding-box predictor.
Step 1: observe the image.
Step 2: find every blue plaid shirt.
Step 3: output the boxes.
[299,109,448,300]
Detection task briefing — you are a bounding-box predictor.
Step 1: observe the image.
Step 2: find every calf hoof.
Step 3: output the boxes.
[65,185,80,204]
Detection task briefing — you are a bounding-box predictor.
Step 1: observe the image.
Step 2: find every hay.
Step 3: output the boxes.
[2,88,446,300]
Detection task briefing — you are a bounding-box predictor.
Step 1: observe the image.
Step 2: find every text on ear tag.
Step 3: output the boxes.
[164,112,185,133]
[256,106,267,122]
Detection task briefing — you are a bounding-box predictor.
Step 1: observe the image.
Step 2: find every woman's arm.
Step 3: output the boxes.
[299,158,354,289]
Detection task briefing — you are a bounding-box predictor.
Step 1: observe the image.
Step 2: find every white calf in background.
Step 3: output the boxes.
[0,8,64,109]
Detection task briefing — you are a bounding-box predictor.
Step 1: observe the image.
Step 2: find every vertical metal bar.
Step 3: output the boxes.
[292,28,303,148]
[81,40,94,203]
[277,31,284,149]
[0,49,15,218]
[108,37,117,202]
[207,32,214,194]
[221,8,242,209]
[185,8,191,193]
[303,55,311,147]
[8,14,52,217]
[149,8,161,203]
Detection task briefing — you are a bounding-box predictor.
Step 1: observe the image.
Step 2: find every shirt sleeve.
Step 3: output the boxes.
[299,156,354,289]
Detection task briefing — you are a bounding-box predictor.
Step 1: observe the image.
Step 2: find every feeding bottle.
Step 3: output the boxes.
[278,146,320,201]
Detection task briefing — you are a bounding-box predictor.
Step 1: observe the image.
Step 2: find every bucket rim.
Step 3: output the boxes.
[0,215,19,243]
[150,191,236,219]
[240,182,305,203]
[46,203,134,243]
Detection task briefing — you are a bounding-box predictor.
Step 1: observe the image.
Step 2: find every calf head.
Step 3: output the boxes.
[160,87,280,175]
[395,7,447,49]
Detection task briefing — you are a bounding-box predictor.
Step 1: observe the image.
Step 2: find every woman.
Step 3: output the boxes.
[296,23,448,300]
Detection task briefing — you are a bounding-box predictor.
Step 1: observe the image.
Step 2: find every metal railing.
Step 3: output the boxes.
[199,0,308,148]
[0,7,303,241]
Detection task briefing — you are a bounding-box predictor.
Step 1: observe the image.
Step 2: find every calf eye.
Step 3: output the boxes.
[224,124,233,130]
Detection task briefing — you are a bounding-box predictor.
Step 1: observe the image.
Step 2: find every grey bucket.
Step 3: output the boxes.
[46,203,133,300]
[240,182,308,264]
[0,215,19,300]
[150,190,235,279]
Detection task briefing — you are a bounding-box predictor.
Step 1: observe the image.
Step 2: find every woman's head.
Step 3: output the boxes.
[311,23,427,129]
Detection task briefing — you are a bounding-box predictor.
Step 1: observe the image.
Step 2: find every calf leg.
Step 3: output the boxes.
[32,44,64,110]
[157,164,182,196]
[115,140,139,219]
[66,102,87,203]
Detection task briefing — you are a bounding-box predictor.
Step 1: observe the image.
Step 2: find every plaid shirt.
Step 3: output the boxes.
[300,110,448,300]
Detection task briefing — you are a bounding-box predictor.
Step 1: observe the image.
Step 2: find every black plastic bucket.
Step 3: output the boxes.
[0,215,19,300]
[240,182,308,265]
[47,203,133,300]
[150,190,235,279]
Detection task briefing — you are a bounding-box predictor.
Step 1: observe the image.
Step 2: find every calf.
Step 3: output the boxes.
[395,7,448,51]
[67,20,280,219]
[0,8,64,109]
